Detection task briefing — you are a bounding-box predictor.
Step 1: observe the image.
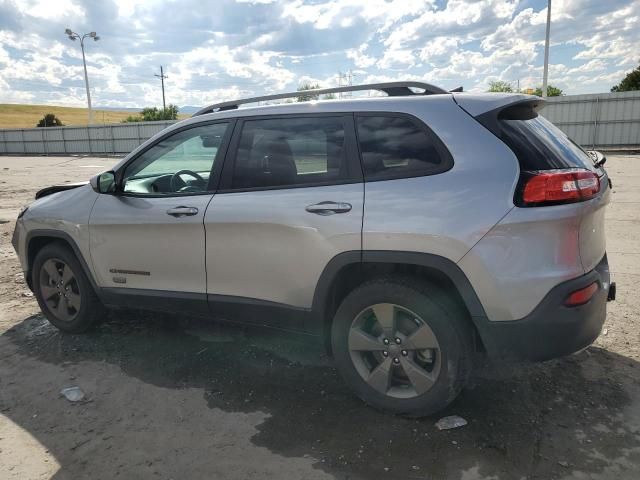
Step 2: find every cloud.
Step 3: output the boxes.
[0,0,638,108]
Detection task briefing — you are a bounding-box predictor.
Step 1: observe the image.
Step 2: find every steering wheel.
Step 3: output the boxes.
[169,170,206,192]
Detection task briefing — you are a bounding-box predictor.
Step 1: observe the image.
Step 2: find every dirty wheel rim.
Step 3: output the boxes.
[348,303,441,399]
[39,258,81,322]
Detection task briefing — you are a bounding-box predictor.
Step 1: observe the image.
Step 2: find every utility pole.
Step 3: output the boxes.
[542,0,551,98]
[155,66,168,110]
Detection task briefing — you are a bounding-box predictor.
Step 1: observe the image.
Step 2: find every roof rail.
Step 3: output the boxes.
[192,81,449,117]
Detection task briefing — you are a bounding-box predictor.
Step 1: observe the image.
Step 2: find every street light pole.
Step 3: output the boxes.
[65,29,100,124]
[542,0,551,98]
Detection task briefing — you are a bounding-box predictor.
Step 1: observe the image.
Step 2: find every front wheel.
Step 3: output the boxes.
[331,276,473,416]
[32,243,106,333]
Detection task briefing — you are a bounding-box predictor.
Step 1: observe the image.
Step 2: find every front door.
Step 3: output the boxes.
[89,121,232,298]
[204,114,363,317]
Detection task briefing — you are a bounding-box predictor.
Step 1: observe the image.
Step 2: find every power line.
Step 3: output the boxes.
[154,65,168,109]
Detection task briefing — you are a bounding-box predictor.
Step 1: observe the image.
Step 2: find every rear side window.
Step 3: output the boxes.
[231,116,350,189]
[498,114,594,171]
[356,115,452,181]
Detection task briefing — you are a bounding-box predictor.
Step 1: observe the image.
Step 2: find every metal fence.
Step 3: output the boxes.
[542,91,640,149]
[0,91,639,155]
[0,120,176,155]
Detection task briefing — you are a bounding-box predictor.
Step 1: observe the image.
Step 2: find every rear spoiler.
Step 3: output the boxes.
[453,94,545,134]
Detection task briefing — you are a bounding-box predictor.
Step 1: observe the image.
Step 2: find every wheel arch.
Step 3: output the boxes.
[25,230,98,293]
[311,251,488,354]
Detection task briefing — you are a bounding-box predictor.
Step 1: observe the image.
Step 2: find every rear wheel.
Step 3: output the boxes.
[33,243,106,333]
[331,276,473,416]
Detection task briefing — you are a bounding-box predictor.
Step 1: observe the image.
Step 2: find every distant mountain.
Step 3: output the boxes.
[179,106,200,114]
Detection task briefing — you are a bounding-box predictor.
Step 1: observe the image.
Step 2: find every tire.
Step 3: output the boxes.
[331,275,474,417]
[32,242,106,333]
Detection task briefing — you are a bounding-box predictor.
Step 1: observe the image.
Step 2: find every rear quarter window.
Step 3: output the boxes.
[498,115,595,172]
[355,114,453,181]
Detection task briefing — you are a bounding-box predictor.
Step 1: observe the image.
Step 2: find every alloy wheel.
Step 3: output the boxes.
[39,258,81,322]
[348,303,441,399]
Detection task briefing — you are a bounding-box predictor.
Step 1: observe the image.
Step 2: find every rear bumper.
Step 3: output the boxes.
[476,254,612,361]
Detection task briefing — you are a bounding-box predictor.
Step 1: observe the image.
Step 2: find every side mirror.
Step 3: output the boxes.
[90,171,117,194]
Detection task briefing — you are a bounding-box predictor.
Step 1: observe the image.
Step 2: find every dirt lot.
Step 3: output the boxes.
[1,155,639,480]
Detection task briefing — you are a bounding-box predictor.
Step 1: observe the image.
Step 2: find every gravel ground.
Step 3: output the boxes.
[0,154,639,480]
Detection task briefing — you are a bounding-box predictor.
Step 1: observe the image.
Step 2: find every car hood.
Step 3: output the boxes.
[35,181,89,200]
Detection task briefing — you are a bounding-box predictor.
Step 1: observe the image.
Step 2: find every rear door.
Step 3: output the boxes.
[204,114,363,318]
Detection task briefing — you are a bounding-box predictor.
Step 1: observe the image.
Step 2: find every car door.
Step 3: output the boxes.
[89,121,233,307]
[204,114,363,321]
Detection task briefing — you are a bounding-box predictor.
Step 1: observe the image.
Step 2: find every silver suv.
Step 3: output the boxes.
[12,82,615,416]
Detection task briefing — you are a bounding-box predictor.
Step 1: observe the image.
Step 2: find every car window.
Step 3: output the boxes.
[231,116,348,189]
[356,115,451,181]
[122,123,228,195]
[498,115,595,171]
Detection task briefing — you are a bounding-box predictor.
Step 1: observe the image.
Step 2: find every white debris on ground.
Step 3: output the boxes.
[60,387,85,402]
[435,415,468,430]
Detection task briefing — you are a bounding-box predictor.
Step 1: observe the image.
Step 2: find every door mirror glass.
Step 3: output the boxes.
[91,171,116,194]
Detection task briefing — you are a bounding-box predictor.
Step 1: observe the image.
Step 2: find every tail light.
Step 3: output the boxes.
[518,169,600,207]
[564,282,598,306]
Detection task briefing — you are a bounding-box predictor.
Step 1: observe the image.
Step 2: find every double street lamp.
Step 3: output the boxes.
[65,29,100,124]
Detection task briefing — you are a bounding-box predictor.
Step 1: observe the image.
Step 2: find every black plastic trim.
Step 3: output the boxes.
[208,294,313,334]
[24,229,99,292]
[207,293,310,312]
[474,254,610,361]
[101,288,209,315]
[310,250,487,335]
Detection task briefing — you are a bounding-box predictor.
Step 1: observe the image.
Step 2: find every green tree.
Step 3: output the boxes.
[322,93,337,100]
[533,85,564,97]
[36,113,63,127]
[123,104,179,122]
[297,82,321,102]
[487,80,513,93]
[611,62,640,92]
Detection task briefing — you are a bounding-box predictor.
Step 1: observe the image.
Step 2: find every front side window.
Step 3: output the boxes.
[356,115,451,181]
[231,116,348,189]
[122,123,228,195]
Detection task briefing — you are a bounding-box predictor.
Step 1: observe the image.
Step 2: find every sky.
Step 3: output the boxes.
[0,0,638,109]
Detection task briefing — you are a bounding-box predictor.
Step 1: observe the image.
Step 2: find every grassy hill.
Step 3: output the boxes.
[0,104,189,129]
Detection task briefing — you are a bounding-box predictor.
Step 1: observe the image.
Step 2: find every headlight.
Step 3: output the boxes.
[17,206,29,219]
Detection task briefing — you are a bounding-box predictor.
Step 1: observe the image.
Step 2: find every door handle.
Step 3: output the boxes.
[305,201,352,215]
[166,206,199,217]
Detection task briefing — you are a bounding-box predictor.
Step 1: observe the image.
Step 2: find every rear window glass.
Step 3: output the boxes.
[356,115,452,181]
[499,115,594,171]
[231,116,349,189]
